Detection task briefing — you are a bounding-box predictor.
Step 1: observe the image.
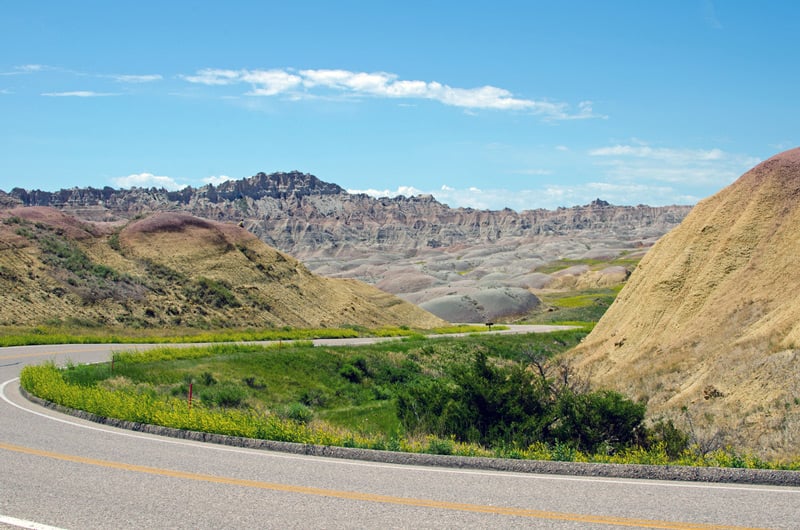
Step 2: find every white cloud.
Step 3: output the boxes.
[181,67,601,119]
[181,68,243,85]
[203,175,234,186]
[243,70,303,96]
[1,64,48,76]
[589,144,724,162]
[351,179,701,211]
[110,74,162,83]
[41,91,119,97]
[588,142,760,186]
[347,185,424,198]
[112,173,186,190]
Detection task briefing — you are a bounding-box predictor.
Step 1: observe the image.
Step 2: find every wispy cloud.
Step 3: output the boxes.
[108,74,162,83]
[112,172,186,190]
[347,185,425,199]
[4,64,162,89]
[182,67,602,119]
[41,91,120,97]
[1,64,48,76]
[588,141,760,186]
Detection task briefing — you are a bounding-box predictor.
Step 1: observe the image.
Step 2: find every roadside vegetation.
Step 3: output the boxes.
[0,323,500,348]
[20,331,799,470]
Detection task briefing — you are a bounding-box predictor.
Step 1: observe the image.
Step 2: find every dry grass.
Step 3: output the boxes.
[0,209,447,331]
[568,148,800,460]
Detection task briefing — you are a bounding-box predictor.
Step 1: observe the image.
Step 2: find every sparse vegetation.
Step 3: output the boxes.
[0,324,505,348]
[0,210,447,330]
[20,330,798,469]
[527,287,621,326]
[534,256,639,275]
[184,277,241,308]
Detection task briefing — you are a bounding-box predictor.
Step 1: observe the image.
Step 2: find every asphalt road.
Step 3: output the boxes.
[1,332,798,529]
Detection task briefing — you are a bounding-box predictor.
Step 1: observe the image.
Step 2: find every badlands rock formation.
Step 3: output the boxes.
[2,174,690,322]
[569,148,800,460]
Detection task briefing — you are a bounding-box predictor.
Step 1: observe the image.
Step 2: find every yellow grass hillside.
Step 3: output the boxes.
[568,148,800,460]
[0,208,446,330]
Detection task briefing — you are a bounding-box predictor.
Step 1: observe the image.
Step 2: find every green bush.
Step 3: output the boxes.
[282,402,313,424]
[200,383,247,408]
[339,363,364,383]
[551,389,645,453]
[397,352,646,454]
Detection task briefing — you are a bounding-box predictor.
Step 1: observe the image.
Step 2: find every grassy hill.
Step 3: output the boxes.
[0,207,446,331]
[568,148,800,460]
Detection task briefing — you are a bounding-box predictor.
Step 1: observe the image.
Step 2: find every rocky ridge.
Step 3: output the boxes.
[1,173,690,258]
[2,172,692,321]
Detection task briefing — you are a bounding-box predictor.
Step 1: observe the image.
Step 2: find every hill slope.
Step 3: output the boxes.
[568,148,800,459]
[0,208,446,329]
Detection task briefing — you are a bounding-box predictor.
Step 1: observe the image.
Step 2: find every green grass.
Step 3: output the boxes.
[32,331,589,432]
[534,256,640,275]
[0,323,507,348]
[525,287,621,326]
[20,337,800,469]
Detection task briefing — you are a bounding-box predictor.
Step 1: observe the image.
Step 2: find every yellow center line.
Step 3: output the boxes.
[0,442,761,530]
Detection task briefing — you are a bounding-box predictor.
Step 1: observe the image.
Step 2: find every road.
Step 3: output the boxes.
[1,332,798,529]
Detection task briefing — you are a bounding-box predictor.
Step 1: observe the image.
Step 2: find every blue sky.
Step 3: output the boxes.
[1,1,797,210]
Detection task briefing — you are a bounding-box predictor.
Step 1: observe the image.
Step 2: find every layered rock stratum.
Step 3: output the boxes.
[1,174,691,321]
[569,147,800,460]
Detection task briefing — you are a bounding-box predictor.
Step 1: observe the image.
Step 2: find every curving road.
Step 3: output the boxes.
[1,333,799,529]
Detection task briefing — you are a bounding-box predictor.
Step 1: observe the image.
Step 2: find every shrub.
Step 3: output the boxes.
[282,402,313,424]
[185,277,240,308]
[551,389,646,453]
[645,419,691,458]
[200,383,247,408]
[339,363,364,383]
[397,352,647,454]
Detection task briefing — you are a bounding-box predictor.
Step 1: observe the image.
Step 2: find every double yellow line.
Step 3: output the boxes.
[0,442,759,529]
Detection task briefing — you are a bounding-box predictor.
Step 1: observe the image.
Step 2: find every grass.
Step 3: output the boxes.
[20,334,800,469]
[525,287,621,326]
[0,323,506,348]
[534,255,640,275]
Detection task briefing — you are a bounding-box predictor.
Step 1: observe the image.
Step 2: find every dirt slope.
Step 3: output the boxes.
[0,209,446,330]
[568,148,800,460]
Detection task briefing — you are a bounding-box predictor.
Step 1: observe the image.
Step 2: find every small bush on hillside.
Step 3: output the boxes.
[185,277,241,308]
